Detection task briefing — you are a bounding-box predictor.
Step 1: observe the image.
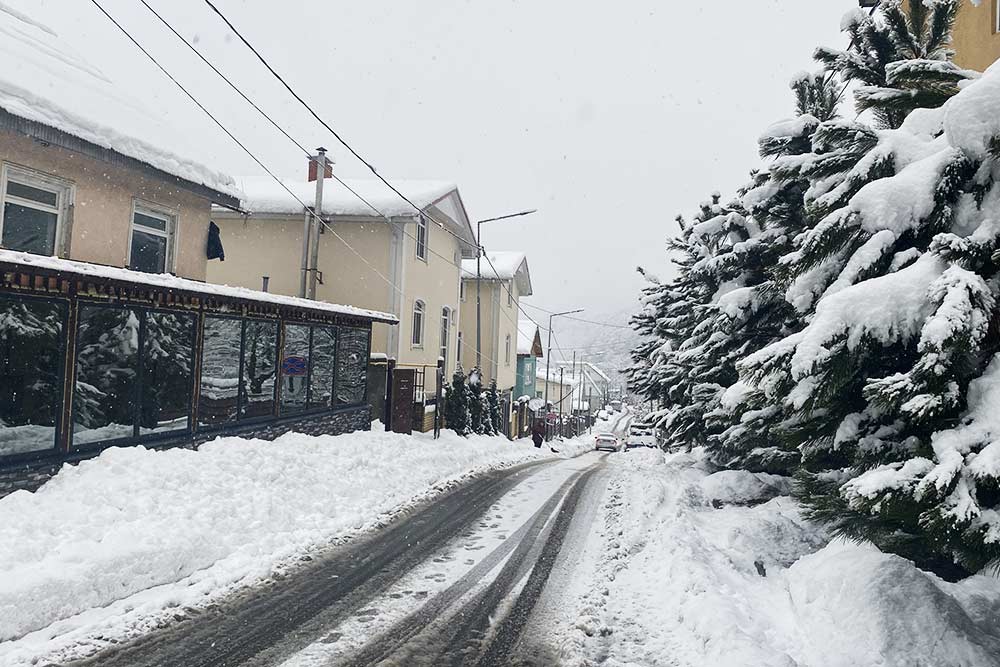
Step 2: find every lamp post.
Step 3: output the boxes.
[543,308,583,439]
[474,209,536,370]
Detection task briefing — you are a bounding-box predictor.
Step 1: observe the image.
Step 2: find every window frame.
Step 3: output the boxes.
[457,330,463,364]
[128,200,178,274]
[996,0,999,33]
[460,280,466,302]
[411,299,425,348]
[505,333,512,366]
[415,216,428,261]
[71,302,197,452]
[0,163,73,257]
[440,306,451,366]
[507,281,514,308]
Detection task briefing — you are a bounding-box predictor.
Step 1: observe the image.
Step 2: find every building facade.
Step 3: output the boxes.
[209,179,477,399]
[951,0,1000,71]
[457,252,532,395]
[515,320,542,400]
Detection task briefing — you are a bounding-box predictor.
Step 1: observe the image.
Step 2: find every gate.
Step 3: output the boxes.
[389,368,416,434]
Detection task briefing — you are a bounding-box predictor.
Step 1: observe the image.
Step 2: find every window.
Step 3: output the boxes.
[996,0,999,33]
[309,326,337,409]
[457,331,463,364]
[460,281,466,302]
[0,296,66,456]
[507,282,513,308]
[241,320,278,418]
[130,204,176,274]
[440,307,451,366]
[0,165,71,256]
[72,305,194,447]
[280,324,311,412]
[412,299,425,347]
[199,317,242,426]
[505,333,512,366]
[415,216,427,260]
[335,327,369,405]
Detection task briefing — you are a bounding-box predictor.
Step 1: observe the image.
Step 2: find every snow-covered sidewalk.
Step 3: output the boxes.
[0,427,585,666]
[555,448,1000,667]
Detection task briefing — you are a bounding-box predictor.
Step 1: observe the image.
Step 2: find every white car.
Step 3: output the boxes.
[594,433,620,452]
[626,422,657,449]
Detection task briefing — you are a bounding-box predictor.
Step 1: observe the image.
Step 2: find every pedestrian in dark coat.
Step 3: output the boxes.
[531,420,545,448]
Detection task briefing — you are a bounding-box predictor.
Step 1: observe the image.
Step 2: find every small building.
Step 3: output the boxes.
[457,251,533,431]
[209,179,477,417]
[0,7,396,495]
[950,0,1000,72]
[515,320,543,400]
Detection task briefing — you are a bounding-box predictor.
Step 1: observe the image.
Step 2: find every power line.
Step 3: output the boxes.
[201,0,476,252]
[520,302,630,329]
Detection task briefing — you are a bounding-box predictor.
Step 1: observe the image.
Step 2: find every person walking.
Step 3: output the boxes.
[531,419,545,448]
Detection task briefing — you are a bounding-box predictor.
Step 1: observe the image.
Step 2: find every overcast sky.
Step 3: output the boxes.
[20,0,857,320]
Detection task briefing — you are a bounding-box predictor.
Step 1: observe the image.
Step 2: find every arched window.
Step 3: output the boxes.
[440,307,451,365]
[411,299,425,347]
[505,333,512,366]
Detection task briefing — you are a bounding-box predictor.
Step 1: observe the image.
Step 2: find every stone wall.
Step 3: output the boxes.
[0,405,371,499]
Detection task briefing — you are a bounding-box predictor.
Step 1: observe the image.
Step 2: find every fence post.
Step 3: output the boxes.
[383,357,396,429]
[434,357,444,439]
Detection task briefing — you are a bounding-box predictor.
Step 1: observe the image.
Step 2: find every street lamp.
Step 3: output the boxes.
[543,308,583,437]
[475,209,536,370]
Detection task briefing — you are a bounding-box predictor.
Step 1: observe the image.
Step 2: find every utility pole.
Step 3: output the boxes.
[475,209,536,369]
[558,367,564,438]
[307,147,327,300]
[543,308,583,422]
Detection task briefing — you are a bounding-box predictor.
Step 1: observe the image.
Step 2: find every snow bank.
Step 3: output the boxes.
[0,429,552,645]
[559,449,1000,667]
[945,63,1000,159]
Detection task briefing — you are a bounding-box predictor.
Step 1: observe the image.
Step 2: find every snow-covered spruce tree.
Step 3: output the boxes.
[740,66,1000,577]
[444,364,470,435]
[487,380,504,435]
[467,367,488,435]
[814,0,969,130]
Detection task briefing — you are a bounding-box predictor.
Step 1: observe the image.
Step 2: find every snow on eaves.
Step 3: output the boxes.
[461,251,532,296]
[0,248,398,323]
[517,319,538,356]
[236,177,458,218]
[0,5,240,199]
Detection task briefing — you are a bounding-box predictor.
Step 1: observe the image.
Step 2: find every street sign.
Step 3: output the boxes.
[281,355,308,376]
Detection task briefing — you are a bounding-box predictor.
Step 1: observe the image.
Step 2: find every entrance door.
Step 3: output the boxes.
[390,368,415,434]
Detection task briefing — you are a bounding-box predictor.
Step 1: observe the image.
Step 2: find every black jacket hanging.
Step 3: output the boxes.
[207,220,225,261]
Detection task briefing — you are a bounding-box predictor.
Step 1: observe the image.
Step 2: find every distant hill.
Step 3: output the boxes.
[544,304,641,390]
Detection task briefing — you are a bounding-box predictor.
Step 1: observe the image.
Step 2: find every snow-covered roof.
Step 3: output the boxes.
[536,367,578,388]
[461,251,532,295]
[0,5,240,201]
[226,177,478,249]
[0,248,397,323]
[517,320,542,357]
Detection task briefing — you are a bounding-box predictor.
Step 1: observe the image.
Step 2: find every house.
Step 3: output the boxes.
[950,0,1000,71]
[208,179,477,406]
[0,6,395,494]
[515,320,543,400]
[457,251,533,408]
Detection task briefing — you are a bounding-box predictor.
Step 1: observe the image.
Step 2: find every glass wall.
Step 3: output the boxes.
[0,289,372,459]
[0,297,66,456]
[336,327,368,406]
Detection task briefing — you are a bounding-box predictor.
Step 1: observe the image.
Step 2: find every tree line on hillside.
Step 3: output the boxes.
[628,0,1000,580]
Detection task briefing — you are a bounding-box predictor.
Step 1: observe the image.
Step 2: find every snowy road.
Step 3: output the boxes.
[60,448,615,667]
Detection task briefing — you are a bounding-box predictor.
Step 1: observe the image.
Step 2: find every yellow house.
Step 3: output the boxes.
[950,0,1000,71]
[458,252,533,399]
[208,179,477,394]
[0,7,240,277]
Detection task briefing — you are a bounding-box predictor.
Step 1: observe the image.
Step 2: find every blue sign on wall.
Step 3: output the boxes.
[281,355,308,376]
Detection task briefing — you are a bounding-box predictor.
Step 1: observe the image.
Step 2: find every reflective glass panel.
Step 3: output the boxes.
[73,305,139,445]
[241,320,277,419]
[0,297,65,456]
[2,202,57,255]
[199,316,241,426]
[130,230,167,274]
[139,311,194,436]
[335,327,368,405]
[309,326,337,409]
[280,324,310,412]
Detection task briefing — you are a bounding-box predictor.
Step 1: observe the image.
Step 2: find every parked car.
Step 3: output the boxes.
[594,433,620,452]
[625,421,657,449]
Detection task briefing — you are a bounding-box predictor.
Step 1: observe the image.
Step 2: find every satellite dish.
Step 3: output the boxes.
[528,397,545,411]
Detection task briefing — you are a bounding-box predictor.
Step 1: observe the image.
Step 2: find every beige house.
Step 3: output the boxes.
[209,179,477,393]
[0,7,240,275]
[951,0,1000,71]
[457,252,533,398]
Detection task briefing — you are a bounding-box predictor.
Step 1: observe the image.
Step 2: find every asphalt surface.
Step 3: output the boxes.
[61,421,630,667]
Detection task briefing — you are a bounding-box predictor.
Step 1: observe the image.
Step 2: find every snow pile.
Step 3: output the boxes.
[0,429,553,650]
[559,450,1000,667]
